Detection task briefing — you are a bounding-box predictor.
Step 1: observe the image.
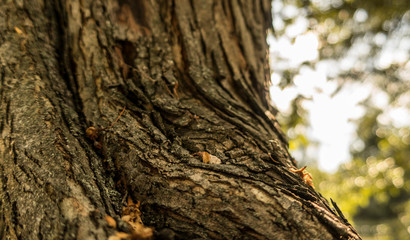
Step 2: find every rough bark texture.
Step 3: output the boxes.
[0,0,361,239]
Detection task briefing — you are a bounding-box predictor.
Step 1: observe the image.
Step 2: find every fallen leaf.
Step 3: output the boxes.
[121,197,153,240]
[105,215,117,228]
[208,154,221,164]
[193,152,221,164]
[202,152,211,163]
[14,26,23,34]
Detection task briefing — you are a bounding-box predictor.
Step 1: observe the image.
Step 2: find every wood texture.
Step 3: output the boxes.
[0,0,361,239]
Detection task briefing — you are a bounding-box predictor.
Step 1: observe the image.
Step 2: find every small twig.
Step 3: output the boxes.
[330,198,349,225]
[268,153,280,163]
[173,81,180,99]
[106,106,126,130]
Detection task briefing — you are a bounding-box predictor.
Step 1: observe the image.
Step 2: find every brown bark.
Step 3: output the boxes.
[0,0,361,239]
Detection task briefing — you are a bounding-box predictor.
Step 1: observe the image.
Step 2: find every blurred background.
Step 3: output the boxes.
[268,0,410,239]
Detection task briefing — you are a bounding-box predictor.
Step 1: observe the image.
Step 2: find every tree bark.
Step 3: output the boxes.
[0,0,361,239]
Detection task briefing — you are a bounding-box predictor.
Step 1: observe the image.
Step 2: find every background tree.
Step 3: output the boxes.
[268,0,409,239]
[0,0,362,239]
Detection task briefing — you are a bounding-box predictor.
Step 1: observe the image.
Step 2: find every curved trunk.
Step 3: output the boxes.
[0,0,361,239]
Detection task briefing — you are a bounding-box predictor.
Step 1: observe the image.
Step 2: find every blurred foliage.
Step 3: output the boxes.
[270,0,410,239]
[313,121,410,239]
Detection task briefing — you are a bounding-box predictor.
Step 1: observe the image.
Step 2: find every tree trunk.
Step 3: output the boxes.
[0,0,361,239]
